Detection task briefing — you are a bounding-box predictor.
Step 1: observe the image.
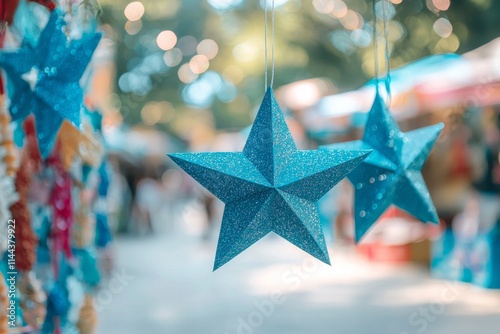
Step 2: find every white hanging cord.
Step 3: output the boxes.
[264,0,268,91]
[264,0,276,91]
[270,0,275,88]
[382,0,392,105]
[372,0,380,94]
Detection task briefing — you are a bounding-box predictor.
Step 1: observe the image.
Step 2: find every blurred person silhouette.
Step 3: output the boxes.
[135,177,165,234]
[159,168,186,233]
[201,192,217,241]
[473,112,500,232]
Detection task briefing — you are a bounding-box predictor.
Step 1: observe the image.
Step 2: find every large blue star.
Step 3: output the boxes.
[169,88,371,270]
[322,93,444,242]
[0,10,101,158]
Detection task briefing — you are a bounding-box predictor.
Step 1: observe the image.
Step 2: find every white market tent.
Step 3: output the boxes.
[302,38,500,134]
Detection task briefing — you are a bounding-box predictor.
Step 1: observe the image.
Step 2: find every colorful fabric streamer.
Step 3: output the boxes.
[10,118,40,272]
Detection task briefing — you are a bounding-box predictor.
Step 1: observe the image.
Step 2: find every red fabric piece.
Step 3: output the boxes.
[23,116,42,167]
[10,201,37,271]
[0,0,20,24]
[451,139,471,178]
[29,0,56,11]
[0,0,20,94]
[48,143,73,260]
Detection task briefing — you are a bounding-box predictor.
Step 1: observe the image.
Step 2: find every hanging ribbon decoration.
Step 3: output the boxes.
[73,202,96,249]
[8,118,46,331]
[10,117,41,273]
[0,96,16,176]
[42,282,70,334]
[17,273,47,331]
[0,97,17,240]
[95,162,112,248]
[47,141,74,334]
[43,157,73,334]
[58,120,103,172]
[42,140,73,334]
[0,0,20,94]
[48,141,74,263]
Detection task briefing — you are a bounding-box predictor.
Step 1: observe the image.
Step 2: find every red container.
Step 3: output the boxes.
[357,242,411,263]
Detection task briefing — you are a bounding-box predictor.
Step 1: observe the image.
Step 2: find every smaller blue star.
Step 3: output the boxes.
[169,88,371,270]
[322,93,444,242]
[0,10,101,158]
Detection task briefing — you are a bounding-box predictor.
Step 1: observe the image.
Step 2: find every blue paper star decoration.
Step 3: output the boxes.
[169,88,371,270]
[0,10,101,158]
[322,93,444,242]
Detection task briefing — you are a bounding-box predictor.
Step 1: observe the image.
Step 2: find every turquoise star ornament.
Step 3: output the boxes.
[0,9,102,158]
[169,88,371,270]
[321,93,444,242]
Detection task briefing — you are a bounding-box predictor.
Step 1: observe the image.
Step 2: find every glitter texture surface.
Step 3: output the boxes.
[322,93,444,242]
[169,88,371,270]
[0,10,101,158]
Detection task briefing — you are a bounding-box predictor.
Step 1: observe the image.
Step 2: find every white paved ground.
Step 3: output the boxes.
[97,232,500,334]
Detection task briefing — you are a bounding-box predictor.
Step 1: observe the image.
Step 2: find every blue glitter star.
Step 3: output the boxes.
[322,93,444,242]
[169,88,371,270]
[0,10,101,158]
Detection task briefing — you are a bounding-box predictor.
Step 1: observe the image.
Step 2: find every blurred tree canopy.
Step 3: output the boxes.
[98,0,500,139]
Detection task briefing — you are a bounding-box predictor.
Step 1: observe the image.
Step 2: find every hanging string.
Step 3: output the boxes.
[373,0,392,105]
[264,0,268,91]
[263,0,276,91]
[270,0,275,88]
[372,0,380,94]
[382,0,392,105]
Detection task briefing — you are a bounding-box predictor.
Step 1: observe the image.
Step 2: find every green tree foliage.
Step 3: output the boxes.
[99,0,500,137]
